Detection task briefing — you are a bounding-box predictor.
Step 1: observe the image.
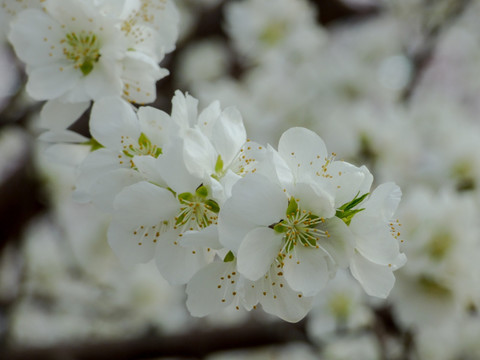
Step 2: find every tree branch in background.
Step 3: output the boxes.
[400,0,473,104]
[1,319,313,360]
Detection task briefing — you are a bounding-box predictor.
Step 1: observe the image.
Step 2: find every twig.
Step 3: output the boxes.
[400,0,472,104]
[1,318,312,360]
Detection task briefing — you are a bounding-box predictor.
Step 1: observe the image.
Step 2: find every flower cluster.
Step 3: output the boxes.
[5,0,178,136]
[74,91,405,322]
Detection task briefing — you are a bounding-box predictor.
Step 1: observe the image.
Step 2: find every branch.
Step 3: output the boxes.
[1,319,312,360]
[400,0,472,103]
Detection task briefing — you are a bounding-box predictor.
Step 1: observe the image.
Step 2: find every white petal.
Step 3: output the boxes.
[291,181,335,218]
[75,148,123,200]
[131,155,167,187]
[183,128,217,178]
[84,59,122,99]
[212,107,246,167]
[351,217,400,266]
[137,106,177,146]
[228,174,287,226]
[259,268,313,323]
[350,251,396,298]
[38,129,88,143]
[27,62,79,100]
[155,139,203,193]
[328,162,373,208]
[278,127,328,182]
[121,52,167,104]
[42,143,89,167]
[107,220,156,265]
[171,90,198,130]
[39,100,90,130]
[113,181,178,226]
[155,230,214,285]
[8,9,64,66]
[283,246,329,296]
[186,261,239,317]
[237,227,283,281]
[90,168,144,212]
[90,96,140,150]
[317,217,354,268]
[218,191,259,253]
[179,225,221,250]
[363,182,402,221]
[197,100,221,137]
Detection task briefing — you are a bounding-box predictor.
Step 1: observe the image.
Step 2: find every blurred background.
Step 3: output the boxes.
[1,0,480,359]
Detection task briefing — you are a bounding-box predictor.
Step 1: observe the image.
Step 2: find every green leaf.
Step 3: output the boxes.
[82,138,104,152]
[337,192,369,212]
[336,208,365,226]
[223,251,235,262]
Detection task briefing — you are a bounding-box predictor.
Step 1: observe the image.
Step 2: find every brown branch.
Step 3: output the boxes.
[1,319,312,360]
[400,0,472,104]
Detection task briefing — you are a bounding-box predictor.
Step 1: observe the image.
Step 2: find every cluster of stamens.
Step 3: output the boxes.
[274,198,329,265]
[174,186,219,232]
[62,31,101,75]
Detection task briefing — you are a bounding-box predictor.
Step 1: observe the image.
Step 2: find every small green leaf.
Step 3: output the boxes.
[223,251,235,262]
[82,138,104,151]
[336,208,365,225]
[338,192,369,212]
[286,197,298,216]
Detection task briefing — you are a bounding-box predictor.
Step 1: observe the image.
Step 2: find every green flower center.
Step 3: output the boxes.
[175,185,220,231]
[122,133,162,159]
[273,197,328,259]
[62,31,101,75]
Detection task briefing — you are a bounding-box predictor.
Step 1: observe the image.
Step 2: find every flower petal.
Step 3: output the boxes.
[211,106,246,167]
[186,261,239,317]
[8,9,64,66]
[228,173,287,226]
[259,268,314,323]
[350,251,396,298]
[155,230,214,285]
[351,217,400,266]
[237,227,283,281]
[183,128,217,178]
[89,96,140,150]
[113,181,178,226]
[283,245,330,296]
[278,127,328,182]
[27,62,79,100]
[107,219,156,265]
[39,100,90,130]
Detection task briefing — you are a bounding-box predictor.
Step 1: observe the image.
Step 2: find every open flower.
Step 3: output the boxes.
[74,96,177,211]
[107,139,221,285]
[8,0,177,131]
[219,172,352,297]
[186,256,314,323]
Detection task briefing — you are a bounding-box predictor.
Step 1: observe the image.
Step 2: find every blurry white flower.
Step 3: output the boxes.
[8,0,178,132]
[74,96,176,211]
